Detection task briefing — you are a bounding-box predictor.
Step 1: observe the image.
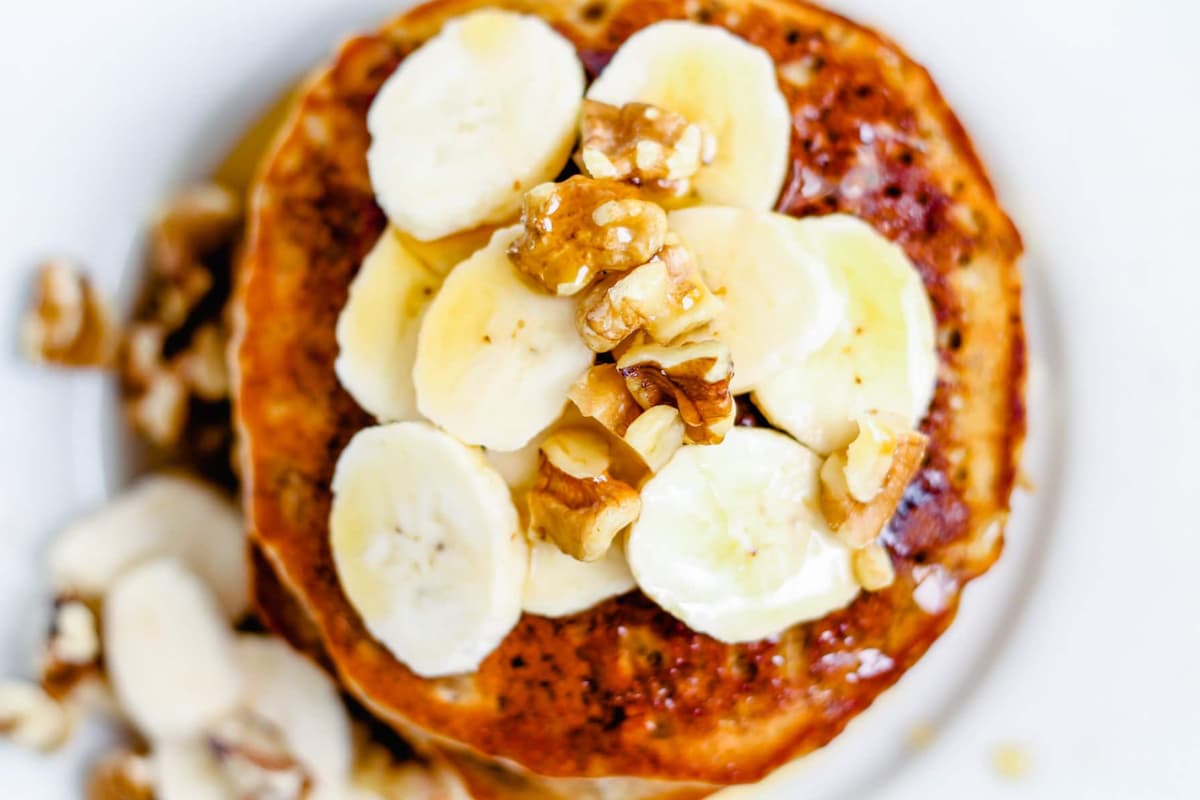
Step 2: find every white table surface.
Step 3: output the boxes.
[1,1,1197,797]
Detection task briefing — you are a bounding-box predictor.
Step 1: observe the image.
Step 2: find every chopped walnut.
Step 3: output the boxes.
[579,99,716,197]
[576,239,721,352]
[622,405,685,472]
[122,323,168,386]
[507,176,667,295]
[528,428,642,561]
[174,323,230,402]
[87,751,155,800]
[616,338,735,445]
[567,364,642,436]
[209,708,312,800]
[20,259,117,368]
[820,424,928,548]
[0,680,71,752]
[150,184,241,279]
[126,371,189,447]
[852,543,896,591]
[39,596,102,701]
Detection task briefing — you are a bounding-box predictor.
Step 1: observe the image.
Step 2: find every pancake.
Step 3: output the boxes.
[233,0,1024,790]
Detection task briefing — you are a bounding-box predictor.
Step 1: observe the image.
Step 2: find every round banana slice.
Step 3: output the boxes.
[752,214,938,454]
[104,558,243,740]
[330,422,527,677]
[49,473,247,619]
[627,428,860,643]
[669,206,845,393]
[235,636,352,790]
[413,227,593,452]
[367,9,584,241]
[522,535,635,618]
[587,21,790,210]
[335,228,442,422]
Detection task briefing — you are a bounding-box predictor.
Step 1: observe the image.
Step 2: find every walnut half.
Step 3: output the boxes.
[528,428,642,561]
[20,259,116,368]
[579,100,716,198]
[567,364,642,437]
[617,338,735,445]
[507,176,667,296]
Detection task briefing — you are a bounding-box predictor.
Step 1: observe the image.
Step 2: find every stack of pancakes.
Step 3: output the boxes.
[232,0,1024,796]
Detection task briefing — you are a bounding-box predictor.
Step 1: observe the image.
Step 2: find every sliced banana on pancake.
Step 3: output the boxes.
[587,21,791,210]
[330,422,527,677]
[752,214,938,454]
[335,228,442,422]
[669,206,845,393]
[367,9,584,241]
[234,636,352,790]
[522,535,635,618]
[627,428,860,644]
[414,226,593,452]
[49,474,246,619]
[104,558,243,740]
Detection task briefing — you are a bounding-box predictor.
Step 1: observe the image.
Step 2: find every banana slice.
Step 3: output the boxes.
[522,535,635,618]
[335,228,442,422]
[752,214,938,454]
[627,428,860,643]
[393,226,497,277]
[104,559,243,740]
[367,9,584,241]
[587,21,790,210]
[330,422,527,677]
[48,473,246,619]
[154,739,231,800]
[235,636,352,790]
[413,227,593,451]
[669,206,845,393]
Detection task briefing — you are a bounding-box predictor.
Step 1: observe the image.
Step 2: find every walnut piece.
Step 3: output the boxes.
[209,708,312,800]
[507,176,667,295]
[820,424,929,548]
[39,596,101,701]
[126,371,189,447]
[528,428,642,561]
[20,259,117,368]
[617,338,735,445]
[0,680,70,752]
[567,364,642,436]
[852,542,896,591]
[174,322,230,402]
[87,751,155,800]
[622,405,685,472]
[579,99,716,197]
[576,239,721,352]
[150,184,241,279]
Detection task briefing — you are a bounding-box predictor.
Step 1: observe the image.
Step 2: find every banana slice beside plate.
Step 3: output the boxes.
[413,226,593,452]
[367,9,584,240]
[669,206,845,393]
[329,422,527,677]
[522,535,635,618]
[587,21,791,210]
[627,428,860,644]
[752,214,938,454]
[335,228,442,422]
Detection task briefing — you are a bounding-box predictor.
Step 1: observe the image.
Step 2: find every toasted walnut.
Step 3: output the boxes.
[174,323,230,402]
[844,412,911,502]
[122,323,168,386]
[576,239,721,352]
[20,260,117,368]
[209,708,312,800]
[567,364,642,436]
[39,596,101,701]
[0,680,71,752]
[852,543,896,591]
[820,426,929,548]
[623,406,685,472]
[87,751,155,800]
[507,176,667,295]
[150,184,241,278]
[617,338,735,445]
[579,99,716,197]
[528,428,642,561]
[126,371,188,447]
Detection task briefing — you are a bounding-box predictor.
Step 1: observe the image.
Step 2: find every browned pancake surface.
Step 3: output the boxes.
[234,0,1024,785]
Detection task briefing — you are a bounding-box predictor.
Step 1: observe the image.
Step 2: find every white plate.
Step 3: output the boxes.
[1,1,1197,798]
